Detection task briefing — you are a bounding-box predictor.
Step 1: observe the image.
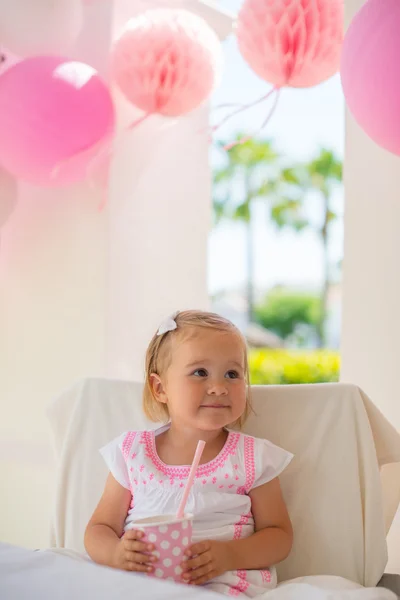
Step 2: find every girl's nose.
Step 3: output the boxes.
[207,382,228,396]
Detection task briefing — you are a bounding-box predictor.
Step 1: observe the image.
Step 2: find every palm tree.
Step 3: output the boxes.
[300,149,343,346]
[213,136,308,325]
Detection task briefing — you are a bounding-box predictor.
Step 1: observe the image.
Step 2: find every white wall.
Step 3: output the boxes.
[0,0,227,548]
[340,0,400,574]
[0,0,114,550]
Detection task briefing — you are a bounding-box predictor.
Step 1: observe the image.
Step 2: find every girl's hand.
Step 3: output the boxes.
[113,529,158,572]
[180,540,232,585]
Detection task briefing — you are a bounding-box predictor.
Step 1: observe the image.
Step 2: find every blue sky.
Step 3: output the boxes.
[207,0,345,295]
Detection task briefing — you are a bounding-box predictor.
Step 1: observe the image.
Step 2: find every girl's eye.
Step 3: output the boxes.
[193,369,208,377]
[226,370,239,379]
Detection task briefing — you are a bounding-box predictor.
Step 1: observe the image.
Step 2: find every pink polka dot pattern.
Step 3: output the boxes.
[137,515,193,583]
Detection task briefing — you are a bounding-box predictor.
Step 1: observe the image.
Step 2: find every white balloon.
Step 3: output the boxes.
[0,166,18,228]
[0,0,83,57]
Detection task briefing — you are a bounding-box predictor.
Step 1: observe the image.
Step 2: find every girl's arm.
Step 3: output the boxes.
[84,472,132,565]
[227,476,293,570]
[85,473,157,573]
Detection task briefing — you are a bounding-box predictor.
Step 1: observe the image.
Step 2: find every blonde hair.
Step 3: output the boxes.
[143,310,252,428]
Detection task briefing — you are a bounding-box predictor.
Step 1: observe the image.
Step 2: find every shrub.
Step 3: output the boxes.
[248,349,340,385]
[255,288,322,341]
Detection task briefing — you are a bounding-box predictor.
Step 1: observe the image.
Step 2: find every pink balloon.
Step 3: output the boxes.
[0,56,115,186]
[341,0,400,156]
[237,0,343,88]
[111,8,223,117]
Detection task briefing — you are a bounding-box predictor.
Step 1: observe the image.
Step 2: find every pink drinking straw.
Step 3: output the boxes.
[176,440,206,519]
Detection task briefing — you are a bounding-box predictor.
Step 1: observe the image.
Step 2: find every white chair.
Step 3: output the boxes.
[47,379,400,592]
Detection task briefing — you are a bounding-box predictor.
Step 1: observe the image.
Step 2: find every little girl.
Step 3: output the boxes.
[85,310,293,597]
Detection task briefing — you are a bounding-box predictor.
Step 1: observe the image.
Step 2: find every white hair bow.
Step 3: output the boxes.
[157,311,179,336]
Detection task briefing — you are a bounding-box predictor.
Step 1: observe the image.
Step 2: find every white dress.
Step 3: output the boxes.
[100,425,293,598]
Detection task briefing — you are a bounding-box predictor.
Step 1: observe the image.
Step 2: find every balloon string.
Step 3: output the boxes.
[49,137,104,182]
[213,102,248,111]
[87,113,153,211]
[49,111,161,212]
[223,88,281,151]
[91,113,179,212]
[126,112,151,131]
[210,87,278,135]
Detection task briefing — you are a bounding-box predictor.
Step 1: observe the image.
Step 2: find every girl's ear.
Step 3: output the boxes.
[149,373,168,404]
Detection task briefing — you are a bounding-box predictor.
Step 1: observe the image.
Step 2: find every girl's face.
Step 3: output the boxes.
[152,328,247,432]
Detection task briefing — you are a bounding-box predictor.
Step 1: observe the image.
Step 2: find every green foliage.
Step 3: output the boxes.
[248,349,340,385]
[255,287,321,340]
[213,137,307,231]
[212,139,344,344]
[303,148,343,194]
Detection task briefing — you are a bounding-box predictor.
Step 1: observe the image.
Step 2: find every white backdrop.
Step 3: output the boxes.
[0,0,231,548]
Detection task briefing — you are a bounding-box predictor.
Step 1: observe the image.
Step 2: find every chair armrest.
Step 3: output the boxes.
[377,574,400,598]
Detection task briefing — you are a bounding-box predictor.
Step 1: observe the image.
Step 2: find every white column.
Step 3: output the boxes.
[0,0,232,548]
[107,0,233,380]
[340,0,400,574]
[106,106,212,381]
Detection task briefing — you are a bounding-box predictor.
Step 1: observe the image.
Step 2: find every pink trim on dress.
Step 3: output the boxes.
[142,430,240,479]
[243,436,256,492]
[236,435,256,495]
[122,433,137,509]
[233,437,256,543]
[121,431,137,462]
[229,570,250,596]
[233,512,251,540]
[261,569,272,583]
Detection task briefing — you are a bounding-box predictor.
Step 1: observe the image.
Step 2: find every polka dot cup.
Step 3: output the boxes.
[133,513,193,583]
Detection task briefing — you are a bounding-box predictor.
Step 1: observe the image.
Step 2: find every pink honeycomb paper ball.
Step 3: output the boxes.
[111,8,223,117]
[236,0,344,88]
